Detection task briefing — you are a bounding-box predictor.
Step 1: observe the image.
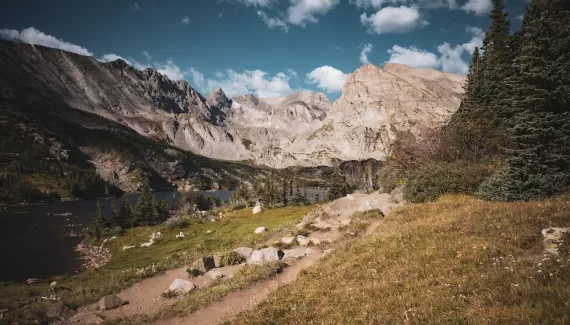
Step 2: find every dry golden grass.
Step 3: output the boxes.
[229,195,570,324]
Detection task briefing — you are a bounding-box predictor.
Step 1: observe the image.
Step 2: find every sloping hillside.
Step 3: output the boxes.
[230,195,570,324]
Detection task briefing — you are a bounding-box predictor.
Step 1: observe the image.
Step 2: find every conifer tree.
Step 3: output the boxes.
[282,177,288,206]
[328,169,349,201]
[91,200,106,239]
[480,0,570,200]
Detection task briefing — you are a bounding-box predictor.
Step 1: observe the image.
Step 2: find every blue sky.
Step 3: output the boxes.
[0,0,528,101]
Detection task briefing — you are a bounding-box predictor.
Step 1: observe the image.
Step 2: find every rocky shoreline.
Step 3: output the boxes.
[74,242,112,270]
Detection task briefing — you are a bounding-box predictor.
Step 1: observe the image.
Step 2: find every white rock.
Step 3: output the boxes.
[281,237,295,245]
[296,235,311,246]
[282,247,314,261]
[122,245,135,251]
[234,247,254,259]
[206,230,213,234]
[255,226,267,234]
[205,269,225,280]
[253,203,263,214]
[168,279,195,295]
[50,281,57,288]
[247,247,284,264]
[140,240,154,248]
[176,232,185,239]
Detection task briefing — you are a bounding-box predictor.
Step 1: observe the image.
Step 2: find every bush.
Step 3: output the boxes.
[186,268,202,277]
[164,217,190,229]
[404,160,492,203]
[221,251,246,266]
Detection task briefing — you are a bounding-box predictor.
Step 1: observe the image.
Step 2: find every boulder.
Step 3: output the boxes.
[49,281,57,288]
[46,302,75,320]
[281,237,296,245]
[247,247,284,264]
[206,269,225,280]
[140,241,154,248]
[255,226,267,234]
[168,279,195,295]
[234,247,254,259]
[98,295,125,310]
[282,247,314,261]
[296,236,311,246]
[191,256,216,273]
[213,254,225,268]
[253,203,262,214]
[122,245,135,251]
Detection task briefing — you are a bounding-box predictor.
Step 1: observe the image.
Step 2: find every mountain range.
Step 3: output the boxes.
[0,41,465,191]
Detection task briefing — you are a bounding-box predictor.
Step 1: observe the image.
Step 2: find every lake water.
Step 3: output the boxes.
[0,188,327,282]
[0,190,234,282]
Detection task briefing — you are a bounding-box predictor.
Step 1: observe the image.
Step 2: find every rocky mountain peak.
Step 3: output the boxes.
[206,88,230,108]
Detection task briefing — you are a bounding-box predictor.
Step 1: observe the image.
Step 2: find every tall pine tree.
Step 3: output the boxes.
[480,0,570,200]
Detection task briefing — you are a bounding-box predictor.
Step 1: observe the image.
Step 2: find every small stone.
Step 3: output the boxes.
[46,302,76,320]
[50,281,57,288]
[122,245,135,251]
[206,269,225,280]
[255,226,267,234]
[281,237,295,245]
[296,235,311,246]
[253,203,262,214]
[206,230,212,234]
[168,279,195,295]
[98,295,125,310]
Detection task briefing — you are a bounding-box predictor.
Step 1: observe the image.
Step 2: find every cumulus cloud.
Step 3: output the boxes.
[437,42,469,74]
[154,59,186,80]
[227,0,275,7]
[189,68,297,98]
[386,45,440,69]
[462,26,485,54]
[98,54,150,70]
[142,51,152,60]
[287,0,340,26]
[182,16,190,25]
[305,66,347,93]
[351,0,458,10]
[359,43,374,64]
[462,0,492,16]
[0,27,93,56]
[360,6,428,34]
[257,11,289,32]
[287,68,298,79]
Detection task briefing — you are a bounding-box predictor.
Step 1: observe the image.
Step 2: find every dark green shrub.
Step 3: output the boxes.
[186,268,202,277]
[404,160,492,203]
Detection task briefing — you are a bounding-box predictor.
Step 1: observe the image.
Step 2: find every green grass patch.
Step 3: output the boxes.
[0,205,314,324]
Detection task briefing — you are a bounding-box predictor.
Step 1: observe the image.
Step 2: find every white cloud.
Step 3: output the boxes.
[351,0,458,10]
[257,11,289,32]
[360,6,428,34]
[462,26,485,54]
[142,51,152,60]
[386,45,440,69]
[287,68,298,79]
[228,0,275,7]
[462,0,492,16]
[189,68,296,98]
[154,59,186,80]
[350,0,385,8]
[437,43,469,74]
[359,43,374,64]
[133,2,141,11]
[305,66,347,93]
[182,16,190,25]
[287,0,340,26]
[0,27,93,56]
[98,54,150,70]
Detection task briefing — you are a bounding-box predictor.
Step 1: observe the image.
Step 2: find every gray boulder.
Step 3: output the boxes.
[247,247,284,264]
[213,254,225,268]
[169,279,195,295]
[234,247,254,259]
[255,226,267,234]
[296,235,311,246]
[281,237,295,245]
[46,302,76,320]
[99,294,125,310]
[282,247,314,261]
[206,269,225,280]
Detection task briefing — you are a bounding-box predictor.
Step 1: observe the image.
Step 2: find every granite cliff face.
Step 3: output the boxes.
[0,41,465,171]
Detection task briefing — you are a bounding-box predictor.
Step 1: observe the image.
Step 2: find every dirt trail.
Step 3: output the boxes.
[154,251,324,325]
[66,191,402,325]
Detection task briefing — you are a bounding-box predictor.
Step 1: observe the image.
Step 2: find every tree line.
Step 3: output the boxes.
[379,0,570,202]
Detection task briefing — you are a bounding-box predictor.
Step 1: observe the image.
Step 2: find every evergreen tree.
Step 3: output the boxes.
[328,169,349,201]
[293,179,305,204]
[281,177,288,206]
[114,195,132,228]
[90,200,106,240]
[480,0,570,200]
[133,185,153,226]
[155,200,169,223]
[480,0,515,124]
